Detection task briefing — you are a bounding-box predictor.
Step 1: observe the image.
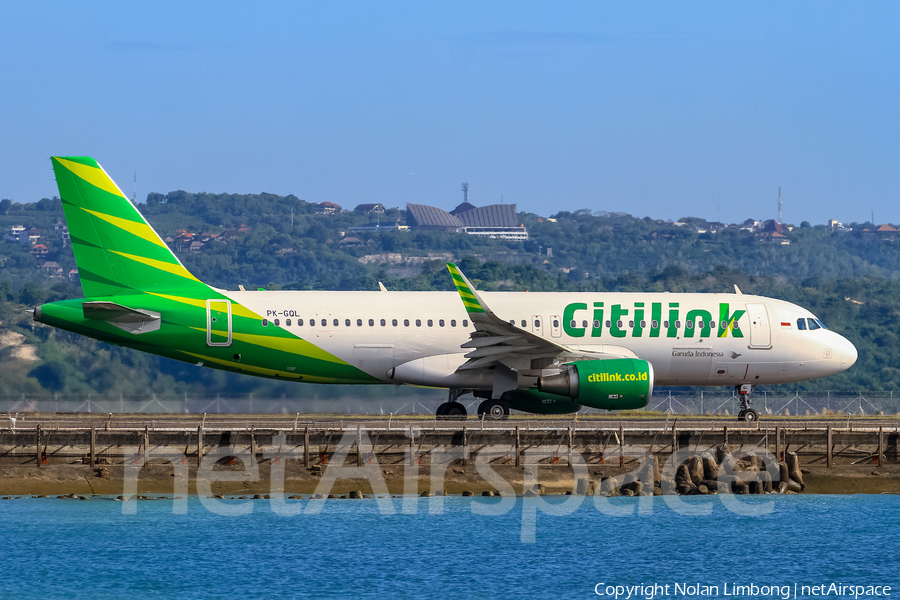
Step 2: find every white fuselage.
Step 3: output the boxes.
[228,290,857,388]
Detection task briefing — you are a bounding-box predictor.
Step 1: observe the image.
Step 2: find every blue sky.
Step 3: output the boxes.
[2,1,898,224]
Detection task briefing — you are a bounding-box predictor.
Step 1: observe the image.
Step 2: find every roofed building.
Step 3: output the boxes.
[406,202,527,240]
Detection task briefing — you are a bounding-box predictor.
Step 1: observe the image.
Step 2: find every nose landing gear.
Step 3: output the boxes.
[736,384,759,422]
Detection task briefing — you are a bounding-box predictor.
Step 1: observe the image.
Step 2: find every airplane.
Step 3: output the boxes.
[32,157,858,421]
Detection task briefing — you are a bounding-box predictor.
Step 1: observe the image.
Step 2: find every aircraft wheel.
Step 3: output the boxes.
[737,410,747,420]
[741,409,759,422]
[435,402,448,418]
[443,401,467,420]
[480,400,509,421]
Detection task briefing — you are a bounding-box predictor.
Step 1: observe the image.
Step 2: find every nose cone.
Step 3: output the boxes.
[836,334,858,370]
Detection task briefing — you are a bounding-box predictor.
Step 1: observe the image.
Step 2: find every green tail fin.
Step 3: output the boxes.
[51,156,209,297]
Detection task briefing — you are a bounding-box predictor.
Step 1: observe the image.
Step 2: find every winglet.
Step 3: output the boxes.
[734,284,743,295]
[447,263,486,314]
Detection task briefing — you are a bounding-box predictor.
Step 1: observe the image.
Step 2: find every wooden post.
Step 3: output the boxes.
[826,426,832,468]
[878,426,884,469]
[775,426,781,462]
[515,426,520,467]
[36,424,41,468]
[197,426,203,465]
[304,426,310,468]
[144,426,149,465]
[567,425,573,465]
[356,425,362,467]
[409,428,415,467]
[619,423,625,467]
[90,427,96,468]
[723,425,728,446]
[250,430,257,463]
[671,423,677,455]
[462,426,468,467]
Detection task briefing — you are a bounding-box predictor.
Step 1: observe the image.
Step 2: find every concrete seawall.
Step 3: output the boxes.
[1,415,898,496]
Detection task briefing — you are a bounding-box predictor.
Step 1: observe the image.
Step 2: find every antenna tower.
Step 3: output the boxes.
[461,182,469,203]
[778,187,782,224]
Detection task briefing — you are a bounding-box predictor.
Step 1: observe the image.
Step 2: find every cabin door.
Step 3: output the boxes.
[206,299,232,347]
[746,303,771,349]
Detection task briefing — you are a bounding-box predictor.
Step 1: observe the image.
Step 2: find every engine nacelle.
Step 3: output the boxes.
[537,358,653,411]
[500,389,581,415]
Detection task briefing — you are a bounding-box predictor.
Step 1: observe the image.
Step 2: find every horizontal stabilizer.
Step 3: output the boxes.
[82,301,161,335]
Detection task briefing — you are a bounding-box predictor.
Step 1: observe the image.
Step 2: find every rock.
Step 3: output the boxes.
[785,452,804,489]
[621,489,634,497]
[453,468,465,475]
[653,486,663,496]
[702,452,719,480]
[630,481,643,496]
[482,491,494,497]
[382,470,394,476]
[327,494,338,499]
[348,491,362,499]
[213,494,225,500]
[675,464,693,487]
[688,457,704,486]
[733,483,749,495]
[288,495,303,500]
[676,484,694,495]
[576,478,590,495]
[313,493,326,499]
[461,491,473,497]
[715,444,728,465]
[697,484,709,495]
[524,489,539,497]
[96,468,110,479]
[495,491,504,497]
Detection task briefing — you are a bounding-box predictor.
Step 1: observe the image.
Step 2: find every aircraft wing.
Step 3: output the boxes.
[447,263,630,371]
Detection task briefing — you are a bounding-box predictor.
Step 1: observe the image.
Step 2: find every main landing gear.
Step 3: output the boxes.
[435,390,511,420]
[736,384,759,422]
[436,389,467,420]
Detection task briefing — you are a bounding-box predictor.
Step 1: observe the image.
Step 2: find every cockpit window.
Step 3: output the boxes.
[807,318,821,331]
[816,319,827,330]
[797,318,807,331]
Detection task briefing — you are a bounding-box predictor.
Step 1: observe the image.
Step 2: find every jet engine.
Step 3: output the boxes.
[537,358,653,411]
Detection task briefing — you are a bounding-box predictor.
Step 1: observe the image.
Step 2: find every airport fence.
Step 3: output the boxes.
[0,390,898,416]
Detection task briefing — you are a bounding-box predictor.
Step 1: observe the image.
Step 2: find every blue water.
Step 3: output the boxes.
[0,495,897,599]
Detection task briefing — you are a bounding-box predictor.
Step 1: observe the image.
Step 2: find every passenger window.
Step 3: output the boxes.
[698,320,704,329]
[640,321,646,328]
[808,318,820,330]
[380,319,386,326]
[416,319,421,327]
[274,318,280,326]
[509,320,514,325]
[368,319,375,327]
[593,320,600,328]
[675,321,682,328]
[733,321,740,330]
[663,320,669,328]
[720,320,727,329]
[357,319,363,327]
[345,319,351,327]
[534,320,540,328]
[605,320,611,328]
[392,319,398,326]
[686,321,693,329]
[451,320,456,327]
[427,319,433,327]
[616,320,623,328]
[298,319,304,326]
[797,318,807,330]
[439,319,445,327]
[404,319,410,327]
[321,319,327,327]
[582,320,588,328]
[262,319,268,327]
[463,319,469,327]
[286,319,291,326]
[553,319,559,328]
[628,321,634,328]
[521,320,526,327]
[333,319,339,327]
[651,320,658,328]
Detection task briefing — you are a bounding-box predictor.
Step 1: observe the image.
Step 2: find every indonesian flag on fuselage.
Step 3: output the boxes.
[781,321,792,329]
